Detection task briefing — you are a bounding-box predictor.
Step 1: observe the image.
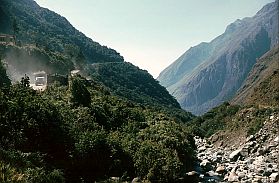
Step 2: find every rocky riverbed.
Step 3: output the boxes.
[187,114,279,183]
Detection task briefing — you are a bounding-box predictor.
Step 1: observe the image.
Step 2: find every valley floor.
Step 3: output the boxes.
[187,114,279,183]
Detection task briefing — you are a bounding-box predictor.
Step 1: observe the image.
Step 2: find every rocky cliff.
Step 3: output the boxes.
[158,1,278,115]
[232,45,279,107]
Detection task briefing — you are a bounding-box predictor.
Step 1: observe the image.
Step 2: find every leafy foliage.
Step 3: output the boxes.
[0,73,196,182]
[190,101,277,138]
[70,75,91,107]
[0,157,65,183]
[0,60,11,88]
[189,102,240,137]
[132,120,194,182]
[90,62,181,109]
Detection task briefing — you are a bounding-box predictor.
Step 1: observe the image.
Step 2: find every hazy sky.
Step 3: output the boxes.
[34,0,274,78]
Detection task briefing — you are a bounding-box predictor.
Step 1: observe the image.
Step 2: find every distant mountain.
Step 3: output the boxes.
[158,42,213,88]
[0,0,123,63]
[232,45,279,107]
[158,0,278,115]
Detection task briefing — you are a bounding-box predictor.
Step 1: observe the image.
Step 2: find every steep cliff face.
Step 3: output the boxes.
[157,42,213,88]
[158,1,278,115]
[232,45,279,107]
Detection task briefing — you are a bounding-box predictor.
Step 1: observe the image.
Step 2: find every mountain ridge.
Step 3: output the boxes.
[158,0,278,115]
[0,0,124,63]
[0,0,183,110]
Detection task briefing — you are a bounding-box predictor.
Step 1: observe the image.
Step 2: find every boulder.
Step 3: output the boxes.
[200,159,212,171]
[229,149,242,161]
[110,177,120,181]
[253,176,263,183]
[216,166,226,174]
[237,172,246,179]
[205,170,218,177]
[246,135,255,142]
[270,172,279,182]
[228,172,239,182]
[240,147,249,157]
[185,171,199,182]
[186,171,198,176]
[198,146,207,152]
[131,177,141,183]
[263,168,273,176]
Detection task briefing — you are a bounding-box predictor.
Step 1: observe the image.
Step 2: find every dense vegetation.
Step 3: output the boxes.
[188,102,278,139]
[90,62,181,109]
[0,60,196,182]
[0,0,196,180]
[189,102,241,137]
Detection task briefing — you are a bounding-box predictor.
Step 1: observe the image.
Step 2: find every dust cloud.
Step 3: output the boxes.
[2,46,53,84]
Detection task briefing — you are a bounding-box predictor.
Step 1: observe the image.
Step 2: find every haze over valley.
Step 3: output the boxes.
[34,0,274,78]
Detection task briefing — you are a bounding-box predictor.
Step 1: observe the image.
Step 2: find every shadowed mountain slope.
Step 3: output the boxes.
[232,45,279,107]
[158,0,278,115]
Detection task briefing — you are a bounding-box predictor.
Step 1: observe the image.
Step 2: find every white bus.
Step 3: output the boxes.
[34,71,47,86]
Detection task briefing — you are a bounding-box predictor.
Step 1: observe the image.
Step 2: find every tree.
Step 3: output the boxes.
[20,74,30,87]
[0,60,11,88]
[75,50,86,70]
[70,76,91,107]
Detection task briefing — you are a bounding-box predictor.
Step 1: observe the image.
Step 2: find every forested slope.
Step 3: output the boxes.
[0,0,196,182]
[0,0,123,63]
[0,67,196,182]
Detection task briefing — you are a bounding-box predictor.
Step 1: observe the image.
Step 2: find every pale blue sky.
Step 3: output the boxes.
[35,0,274,77]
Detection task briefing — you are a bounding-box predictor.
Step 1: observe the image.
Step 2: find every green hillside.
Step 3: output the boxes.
[0,0,196,182]
[0,67,195,182]
[0,0,183,111]
[90,62,181,109]
[0,0,123,63]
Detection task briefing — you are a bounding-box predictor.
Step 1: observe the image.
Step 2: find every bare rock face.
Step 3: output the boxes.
[158,0,278,115]
[191,114,279,182]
